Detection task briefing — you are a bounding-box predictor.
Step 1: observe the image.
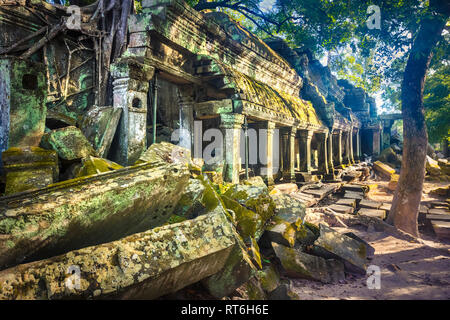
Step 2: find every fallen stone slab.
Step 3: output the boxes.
[40,126,96,161]
[373,161,395,179]
[269,193,306,228]
[272,242,345,284]
[336,198,357,208]
[256,265,280,293]
[344,191,364,200]
[80,106,122,158]
[261,217,297,248]
[273,183,298,194]
[75,156,123,178]
[359,199,382,210]
[379,203,392,212]
[427,214,450,221]
[302,184,339,200]
[428,201,449,209]
[0,162,190,270]
[328,204,354,214]
[429,186,450,197]
[431,220,450,241]
[343,232,375,257]
[342,184,369,194]
[0,211,235,300]
[357,208,386,220]
[239,276,267,300]
[426,155,441,176]
[136,141,192,166]
[428,208,450,215]
[313,224,368,274]
[387,174,399,191]
[267,282,300,300]
[2,147,58,195]
[289,192,317,207]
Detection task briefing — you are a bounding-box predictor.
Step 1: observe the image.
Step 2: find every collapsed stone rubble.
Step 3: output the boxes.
[0,0,449,300]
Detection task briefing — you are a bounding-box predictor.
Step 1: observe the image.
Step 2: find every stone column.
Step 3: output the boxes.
[349,127,355,164]
[354,129,361,162]
[282,127,297,182]
[299,130,313,173]
[110,59,154,166]
[317,132,329,175]
[343,130,352,165]
[335,130,343,167]
[260,121,276,186]
[220,113,244,184]
[327,131,334,172]
[178,90,194,153]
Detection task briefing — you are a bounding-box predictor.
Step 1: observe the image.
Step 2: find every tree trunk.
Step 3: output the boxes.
[387,2,449,237]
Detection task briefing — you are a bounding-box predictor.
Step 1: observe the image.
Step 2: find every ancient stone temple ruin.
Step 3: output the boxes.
[0,0,395,300]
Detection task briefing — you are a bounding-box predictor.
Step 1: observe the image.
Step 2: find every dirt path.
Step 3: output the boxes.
[291,178,450,300]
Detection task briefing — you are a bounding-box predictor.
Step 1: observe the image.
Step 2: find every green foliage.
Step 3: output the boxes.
[424,64,450,143]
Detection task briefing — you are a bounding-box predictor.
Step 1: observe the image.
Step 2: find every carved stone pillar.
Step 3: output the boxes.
[354,129,361,162]
[317,132,329,175]
[260,121,276,186]
[282,127,297,182]
[343,130,352,165]
[177,88,194,153]
[299,130,313,173]
[220,113,244,184]
[327,131,334,171]
[335,130,343,167]
[110,59,154,166]
[349,127,355,164]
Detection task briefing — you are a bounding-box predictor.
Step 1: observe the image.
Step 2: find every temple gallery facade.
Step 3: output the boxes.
[0,0,384,188]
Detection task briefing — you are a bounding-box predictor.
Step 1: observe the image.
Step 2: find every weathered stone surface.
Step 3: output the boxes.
[343,232,375,257]
[336,198,357,208]
[358,208,386,220]
[0,58,47,156]
[243,176,267,188]
[313,224,368,274]
[222,195,262,239]
[136,141,191,167]
[40,126,96,161]
[343,191,364,200]
[426,155,441,176]
[0,211,236,300]
[223,184,276,239]
[75,156,123,178]
[202,236,257,298]
[269,193,306,226]
[173,178,206,219]
[431,220,450,241]
[359,199,382,209]
[429,186,450,197]
[80,106,122,158]
[274,183,298,194]
[262,217,297,248]
[388,174,399,191]
[378,147,401,167]
[256,265,280,293]
[272,242,345,283]
[239,276,267,300]
[267,282,300,300]
[0,162,190,270]
[2,147,58,195]
[295,223,319,246]
[329,204,354,214]
[373,161,395,179]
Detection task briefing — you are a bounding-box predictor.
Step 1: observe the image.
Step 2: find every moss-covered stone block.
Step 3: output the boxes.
[2,147,57,195]
[0,162,190,270]
[256,264,280,293]
[75,156,123,178]
[40,126,96,161]
[80,106,123,158]
[272,242,345,284]
[0,211,235,300]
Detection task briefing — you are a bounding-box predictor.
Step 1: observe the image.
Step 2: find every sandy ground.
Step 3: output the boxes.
[291,178,450,300]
